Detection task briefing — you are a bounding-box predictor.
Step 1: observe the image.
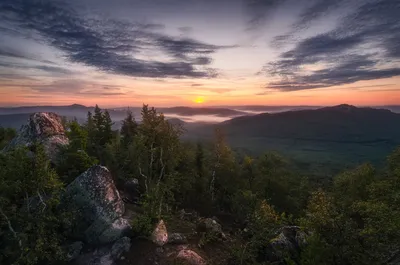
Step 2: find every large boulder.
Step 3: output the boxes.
[111,237,131,260]
[2,112,69,162]
[62,165,131,244]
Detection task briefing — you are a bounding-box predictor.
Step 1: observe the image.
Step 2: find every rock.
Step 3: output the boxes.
[67,241,83,261]
[111,237,131,259]
[75,247,115,265]
[265,226,308,263]
[176,249,206,265]
[168,233,188,244]
[62,165,129,244]
[2,112,69,163]
[98,217,132,244]
[123,178,140,203]
[152,220,168,246]
[196,218,226,239]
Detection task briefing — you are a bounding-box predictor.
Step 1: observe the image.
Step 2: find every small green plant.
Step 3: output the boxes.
[131,214,154,237]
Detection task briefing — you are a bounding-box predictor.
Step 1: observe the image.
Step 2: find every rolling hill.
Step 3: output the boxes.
[187,104,400,175]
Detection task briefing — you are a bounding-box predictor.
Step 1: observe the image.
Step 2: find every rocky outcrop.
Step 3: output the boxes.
[62,165,131,245]
[152,220,168,246]
[265,226,308,264]
[176,249,207,265]
[196,218,226,240]
[2,112,68,162]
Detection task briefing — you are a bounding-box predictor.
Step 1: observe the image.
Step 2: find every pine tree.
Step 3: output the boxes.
[121,110,138,146]
[103,110,114,146]
[86,111,95,155]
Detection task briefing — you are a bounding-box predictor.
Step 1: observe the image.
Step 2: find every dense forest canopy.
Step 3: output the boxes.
[0,104,400,265]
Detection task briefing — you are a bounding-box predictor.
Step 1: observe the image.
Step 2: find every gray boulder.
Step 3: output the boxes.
[111,237,131,259]
[98,217,132,244]
[2,112,69,163]
[62,165,130,244]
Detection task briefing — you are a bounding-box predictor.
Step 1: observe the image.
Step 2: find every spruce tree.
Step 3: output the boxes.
[121,110,138,146]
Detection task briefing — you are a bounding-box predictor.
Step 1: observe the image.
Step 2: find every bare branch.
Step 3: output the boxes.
[37,190,46,212]
[149,141,155,180]
[25,192,30,213]
[0,207,22,249]
[156,147,165,197]
[139,166,149,194]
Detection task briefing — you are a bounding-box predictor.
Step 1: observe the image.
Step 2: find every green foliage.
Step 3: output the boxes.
[121,110,138,146]
[56,121,97,183]
[0,145,67,265]
[86,105,115,163]
[0,127,16,149]
[131,213,154,237]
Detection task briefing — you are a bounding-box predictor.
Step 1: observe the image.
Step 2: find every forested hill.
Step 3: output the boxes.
[186,104,400,174]
[219,104,400,143]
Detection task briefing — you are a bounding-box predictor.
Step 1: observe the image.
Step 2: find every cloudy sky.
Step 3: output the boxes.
[0,0,399,107]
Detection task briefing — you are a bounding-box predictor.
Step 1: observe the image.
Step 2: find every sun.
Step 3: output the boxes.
[193,96,205,104]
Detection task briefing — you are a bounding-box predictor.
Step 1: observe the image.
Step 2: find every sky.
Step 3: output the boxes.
[0,0,399,107]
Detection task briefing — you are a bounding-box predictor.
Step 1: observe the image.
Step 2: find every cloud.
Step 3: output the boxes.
[261,0,400,91]
[245,0,286,29]
[0,0,234,79]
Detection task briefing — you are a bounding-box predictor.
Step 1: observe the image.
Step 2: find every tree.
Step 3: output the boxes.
[103,110,114,146]
[134,105,183,217]
[56,121,97,184]
[0,127,16,149]
[68,120,88,151]
[120,110,138,146]
[210,127,237,207]
[0,145,67,265]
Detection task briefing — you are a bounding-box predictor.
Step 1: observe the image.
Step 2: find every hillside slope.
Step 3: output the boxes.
[188,105,400,174]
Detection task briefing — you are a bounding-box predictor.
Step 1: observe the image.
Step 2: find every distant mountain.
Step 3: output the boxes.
[0,104,91,115]
[187,104,400,174]
[0,105,250,129]
[219,104,400,143]
[0,113,32,129]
